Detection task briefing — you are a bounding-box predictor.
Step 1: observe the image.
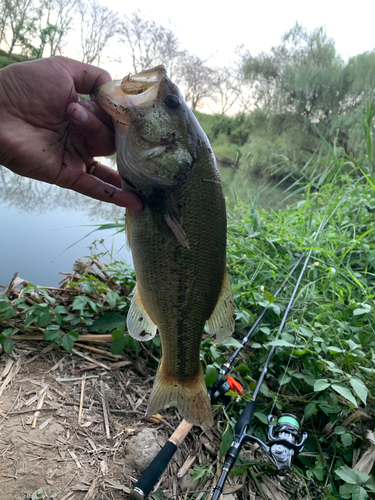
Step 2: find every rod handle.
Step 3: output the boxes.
[234,400,257,439]
[130,420,193,499]
[130,440,177,499]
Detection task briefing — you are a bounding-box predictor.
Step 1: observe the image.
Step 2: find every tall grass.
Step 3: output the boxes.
[214,141,375,499]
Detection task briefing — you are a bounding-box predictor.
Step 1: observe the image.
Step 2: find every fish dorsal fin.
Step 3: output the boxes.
[127,286,157,341]
[206,270,235,343]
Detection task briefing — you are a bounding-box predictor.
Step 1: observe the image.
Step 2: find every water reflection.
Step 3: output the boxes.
[0,158,123,220]
[0,157,297,287]
[0,159,129,288]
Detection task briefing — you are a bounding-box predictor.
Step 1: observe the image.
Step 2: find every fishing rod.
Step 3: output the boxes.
[210,245,314,500]
[210,207,342,499]
[129,253,305,500]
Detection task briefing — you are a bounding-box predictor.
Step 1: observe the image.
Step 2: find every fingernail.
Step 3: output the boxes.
[73,104,89,123]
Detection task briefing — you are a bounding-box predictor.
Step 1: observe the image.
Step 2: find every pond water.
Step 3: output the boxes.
[0,157,295,288]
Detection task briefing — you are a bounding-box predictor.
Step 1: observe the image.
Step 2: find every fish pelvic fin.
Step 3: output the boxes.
[147,364,213,427]
[206,270,235,343]
[127,285,157,341]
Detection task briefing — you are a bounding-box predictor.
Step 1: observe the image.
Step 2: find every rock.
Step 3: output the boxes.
[178,469,199,492]
[126,428,162,473]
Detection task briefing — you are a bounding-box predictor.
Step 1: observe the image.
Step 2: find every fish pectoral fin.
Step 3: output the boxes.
[206,270,235,343]
[147,363,213,427]
[164,213,190,248]
[127,286,157,341]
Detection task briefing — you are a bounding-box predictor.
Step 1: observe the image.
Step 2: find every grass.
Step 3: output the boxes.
[215,145,375,499]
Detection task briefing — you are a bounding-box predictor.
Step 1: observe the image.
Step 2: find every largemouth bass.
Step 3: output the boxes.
[92,66,235,427]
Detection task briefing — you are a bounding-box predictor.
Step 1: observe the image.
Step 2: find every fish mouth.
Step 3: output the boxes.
[92,65,189,187]
[91,65,167,111]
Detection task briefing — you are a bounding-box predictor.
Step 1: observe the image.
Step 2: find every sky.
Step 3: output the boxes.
[95,0,375,76]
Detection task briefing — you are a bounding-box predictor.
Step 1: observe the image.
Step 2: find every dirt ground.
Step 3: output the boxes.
[0,341,312,500]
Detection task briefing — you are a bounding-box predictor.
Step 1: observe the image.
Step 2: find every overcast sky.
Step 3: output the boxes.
[98,0,374,73]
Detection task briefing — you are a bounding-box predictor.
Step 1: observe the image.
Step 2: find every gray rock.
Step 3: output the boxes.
[178,469,199,492]
[126,428,162,473]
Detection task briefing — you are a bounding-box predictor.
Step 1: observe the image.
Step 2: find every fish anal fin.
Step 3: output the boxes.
[127,286,157,341]
[206,270,235,343]
[147,364,213,427]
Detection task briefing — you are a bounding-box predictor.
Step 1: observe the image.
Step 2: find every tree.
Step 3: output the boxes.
[175,53,216,111]
[39,0,78,57]
[78,0,118,65]
[1,0,35,56]
[120,11,181,78]
[15,0,78,59]
[243,22,346,121]
[212,66,242,115]
[240,23,375,163]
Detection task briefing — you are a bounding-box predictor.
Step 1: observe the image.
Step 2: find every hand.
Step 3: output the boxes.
[0,56,142,210]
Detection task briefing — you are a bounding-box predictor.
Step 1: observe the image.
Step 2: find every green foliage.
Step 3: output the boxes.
[0,263,136,355]
[194,23,375,178]
[0,49,31,69]
[191,459,213,481]
[30,488,57,500]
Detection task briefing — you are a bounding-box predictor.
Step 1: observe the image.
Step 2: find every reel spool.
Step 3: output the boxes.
[267,413,307,474]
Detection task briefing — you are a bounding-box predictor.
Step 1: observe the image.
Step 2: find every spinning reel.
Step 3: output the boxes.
[247,413,307,474]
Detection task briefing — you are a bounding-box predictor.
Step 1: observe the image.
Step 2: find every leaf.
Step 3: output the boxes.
[89,312,125,333]
[352,485,368,500]
[220,425,234,457]
[72,296,88,311]
[107,291,118,310]
[254,412,269,424]
[67,330,79,340]
[44,330,60,342]
[332,384,357,406]
[38,312,52,327]
[24,314,36,328]
[327,346,343,353]
[110,336,127,355]
[220,337,242,349]
[314,379,330,392]
[4,308,16,319]
[304,403,316,419]
[55,305,68,314]
[335,465,359,484]
[270,304,281,316]
[4,338,14,354]
[205,365,218,387]
[353,307,371,316]
[267,339,295,348]
[341,433,353,447]
[62,334,75,353]
[112,328,125,340]
[349,377,368,405]
[278,373,291,385]
[0,302,11,313]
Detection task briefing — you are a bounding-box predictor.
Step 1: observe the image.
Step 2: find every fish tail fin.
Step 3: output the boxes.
[147,364,213,427]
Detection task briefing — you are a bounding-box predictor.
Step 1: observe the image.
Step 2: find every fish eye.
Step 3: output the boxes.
[164,95,180,110]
